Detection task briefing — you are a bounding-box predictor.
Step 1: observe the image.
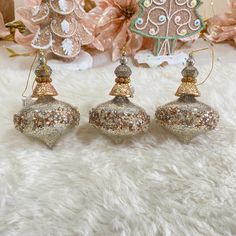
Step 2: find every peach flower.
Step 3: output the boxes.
[0,13,10,38]
[207,0,236,45]
[15,0,41,48]
[89,0,144,61]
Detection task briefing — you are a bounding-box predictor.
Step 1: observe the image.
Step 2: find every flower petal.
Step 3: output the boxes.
[14,29,35,48]
[16,7,39,33]
[0,13,10,38]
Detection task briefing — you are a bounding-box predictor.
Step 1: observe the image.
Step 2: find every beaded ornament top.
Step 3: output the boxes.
[110,51,133,98]
[32,51,58,98]
[175,54,201,97]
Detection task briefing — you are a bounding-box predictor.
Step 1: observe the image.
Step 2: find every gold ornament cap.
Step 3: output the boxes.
[175,55,200,97]
[32,51,58,98]
[109,52,133,97]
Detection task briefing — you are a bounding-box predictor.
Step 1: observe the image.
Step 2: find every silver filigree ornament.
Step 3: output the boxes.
[155,55,219,143]
[13,51,80,148]
[89,52,150,143]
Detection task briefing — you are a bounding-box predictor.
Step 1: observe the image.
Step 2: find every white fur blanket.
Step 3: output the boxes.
[0,42,235,236]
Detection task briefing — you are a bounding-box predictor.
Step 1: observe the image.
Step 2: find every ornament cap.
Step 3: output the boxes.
[35,51,52,78]
[114,65,132,78]
[109,83,133,97]
[110,51,133,97]
[32,82,58,98]
[176,55,200,97]
[181,55,199,78]
[32,50,58,98]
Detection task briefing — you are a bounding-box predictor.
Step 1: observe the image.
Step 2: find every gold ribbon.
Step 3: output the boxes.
[84,0,96,12]
[1,20,25,41]
[5,47,33,57]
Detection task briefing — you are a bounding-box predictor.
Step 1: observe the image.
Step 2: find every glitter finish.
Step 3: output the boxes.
[32,82,58,97]
[175,55,200,97]
[175,77,200,97]
[110,78,132,97]
[33,51,58,97]
[155,55,219,143]
[89,96,150,142]
[110,56,133,97]
[14,51,80,148]
[89,52,150,143]
[114,65,132,78]
[14,96,80,148]
[156,95,219,143]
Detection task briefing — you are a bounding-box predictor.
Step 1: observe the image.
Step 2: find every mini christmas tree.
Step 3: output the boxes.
[31,0,94,61]
[130,0,204,56]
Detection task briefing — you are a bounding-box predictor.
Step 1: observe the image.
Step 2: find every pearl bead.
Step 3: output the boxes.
[190,0,197,7]
[149,28,156,35]
[144,0,151,7]
[180,29,187,36]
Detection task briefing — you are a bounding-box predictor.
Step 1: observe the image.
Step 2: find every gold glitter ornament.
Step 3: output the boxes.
[13,51,80,148]
[155,55,219,143]
[89,51,150,143]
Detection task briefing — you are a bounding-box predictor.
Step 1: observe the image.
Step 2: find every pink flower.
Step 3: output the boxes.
[0,13,10,38]
[206,0,236,45]
[229,0,236,15]
[15,0,41,48]
[89,0,144,61]
[75,0,104,51]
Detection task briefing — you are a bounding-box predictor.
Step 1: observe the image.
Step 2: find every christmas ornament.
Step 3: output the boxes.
[155,54,219,143]
[89,50,150,143]
[130,0,205,56]
[13,51,80,148]
[16,0,94,61]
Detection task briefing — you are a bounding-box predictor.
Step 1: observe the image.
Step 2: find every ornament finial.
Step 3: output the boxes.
[89,44,150,142]
[109,51,133,97]
[156,54,219,143]
[32,50,58,98]
[175,55,200,97]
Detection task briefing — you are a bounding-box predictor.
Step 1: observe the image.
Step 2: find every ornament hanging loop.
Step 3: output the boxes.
[22,51,38,97]
[189,47,208,56]
[121,42,131,57]
[188,39,215,86]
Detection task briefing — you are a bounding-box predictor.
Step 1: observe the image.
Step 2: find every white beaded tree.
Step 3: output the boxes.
[31,0,94,61]
[130,0,204,56]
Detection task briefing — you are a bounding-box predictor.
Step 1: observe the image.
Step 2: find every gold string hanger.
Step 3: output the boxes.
[120,41,132,56]
[189,38,215,86]
[22,50,39,97]
[210,0,216,17]
[202,0,215,22]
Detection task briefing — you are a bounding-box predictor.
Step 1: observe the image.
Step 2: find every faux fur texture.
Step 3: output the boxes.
[0,43,236,236]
